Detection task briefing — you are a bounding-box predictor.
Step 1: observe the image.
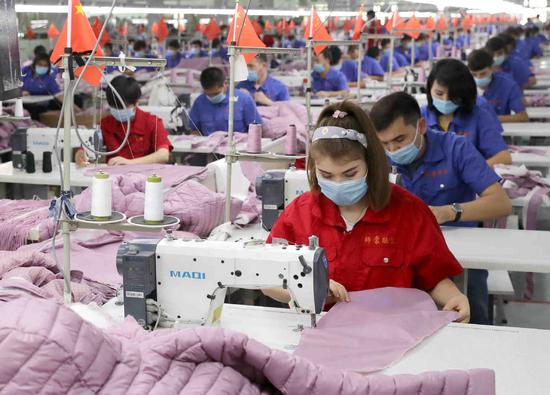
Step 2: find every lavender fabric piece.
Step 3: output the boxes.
[0,295,495,395]
[173,131,249,154]
[509,145,548,155]
[295,288,458,373]
[84,163,208,187]
[258,101,308,151]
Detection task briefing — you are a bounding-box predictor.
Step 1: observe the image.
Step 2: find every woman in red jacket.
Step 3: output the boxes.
[263,100,470,322]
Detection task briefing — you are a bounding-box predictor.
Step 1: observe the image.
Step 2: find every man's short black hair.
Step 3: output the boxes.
[325,46,342,66]
[367,10,375,19]
[106,75,142,107]
[367,46,380,59]
[34,45,47,56]
[133,40,147,51]
[401,34,412,42]
[167,39,180,50]
[498,33,516,50]
[200,67,225,90]
[191,39,203,47]
[485,36,506,54]
[370,91,421,131]
[468,49,494,71]
[427,58,477,114]
[380,38,391,48]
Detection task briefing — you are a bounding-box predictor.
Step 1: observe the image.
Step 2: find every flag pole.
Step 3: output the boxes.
[62,0,74,304]
[355,6,362,102]
[305,5,314,169]
[224,0,239,223]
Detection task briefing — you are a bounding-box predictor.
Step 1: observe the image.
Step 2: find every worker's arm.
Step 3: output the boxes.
[524,75,537,89]
[486,149,512,167]
[430,278,470,323]
[429,182,512,224]
[108,148,170,165]
[498,111,529,123]
[316,90,349,98]
[262,279,349,305]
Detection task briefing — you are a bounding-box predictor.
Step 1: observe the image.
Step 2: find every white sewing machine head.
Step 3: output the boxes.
[117,236,329,329]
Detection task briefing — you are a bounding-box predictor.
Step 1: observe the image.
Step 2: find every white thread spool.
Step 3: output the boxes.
[91,171,112,220]
[14,98,24,118]
[144,174,164,224]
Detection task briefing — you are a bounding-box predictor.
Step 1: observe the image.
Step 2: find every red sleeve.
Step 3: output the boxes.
[410,200,464,291]
[151,116,173,152]
[100,116,121,158]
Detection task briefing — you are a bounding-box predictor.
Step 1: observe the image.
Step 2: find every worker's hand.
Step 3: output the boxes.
[22,91,30,96]
[429,205,455,224]
[325,279,350,304]
[254,91,274,106]
[443,293,470,323]
[75,148,89,168]
[108,156,131,166]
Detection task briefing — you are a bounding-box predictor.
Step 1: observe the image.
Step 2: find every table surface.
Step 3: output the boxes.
[502,122,550,137]
[99,299,550,395]
[221,222,550,274]
[511,147,550,167]
[0,161,91,187]
[527,107,550,119]
[5,95,54,105]
[168,135,274,154]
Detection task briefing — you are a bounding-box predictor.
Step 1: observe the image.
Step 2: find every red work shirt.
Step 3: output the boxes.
[267,185,463,293]
[100,107,173,160]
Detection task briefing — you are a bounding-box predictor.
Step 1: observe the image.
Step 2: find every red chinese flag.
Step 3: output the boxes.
[425,16,435,31]
[151,22,159,35]
[276,19,284,35]
[50,0,104,87]
[437,16,447,31]
[352,6,365,41]
[156,16,169,42]
[178,22,186,33]
[328,18,337,32]
[138,24,145,34]
[226,3,265,63]
[404,16,422,39]
[342,19,353,32]
[462,15,473,31]
[47,24,60,39]
[26,26,34,39]
[252,18,264,35]
[265,20,273,30]
[385,11,403,33]
[286,20,295,35]
[304,7,332,55]
[204,18,222,41]
[93,17,110,45]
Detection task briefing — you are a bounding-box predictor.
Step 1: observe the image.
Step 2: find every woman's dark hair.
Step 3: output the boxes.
[106,75,142,107]
[307,100,391,211]
[32,54,52,75]
[133,40,147,52]
[467,49,494,71]
[367,46,380,59]
[426,58,477,114]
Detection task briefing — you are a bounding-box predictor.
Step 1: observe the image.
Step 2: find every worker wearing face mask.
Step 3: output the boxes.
[468,49,528,123]
[189,67,263,135]
[21,53,62,120]
[165,39,184,69]
[371,92,512,325]
[311,47,349,98]
[100,76,173,166]
[237,54,289,106]
[186,40,208,59]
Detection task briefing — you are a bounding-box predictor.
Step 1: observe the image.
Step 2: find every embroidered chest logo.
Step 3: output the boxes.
[456,130,471,137]
[424,169,449,177]
[364,235,395,246]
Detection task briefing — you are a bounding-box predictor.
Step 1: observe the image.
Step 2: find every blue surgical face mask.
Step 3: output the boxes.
[494,55,506,66]
[432,97,459,115]
[191,47,201,55]
[110,106,135,123]
[317,175,368,207]
[474,75,492,89]
[313,63,325,73]
[35,66,49,76]
[134,51,145,58]
[406,42,413,49]
[333,63,342,71]
[247,70,259,82]
[207,92,226,104]
[386,123,423,166]
[383,48,392,55]
[166,49,177,57]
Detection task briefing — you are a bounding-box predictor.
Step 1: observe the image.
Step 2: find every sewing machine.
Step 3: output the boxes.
[11,127,101,171]
[256,168,309,231]
[116,235,329,329]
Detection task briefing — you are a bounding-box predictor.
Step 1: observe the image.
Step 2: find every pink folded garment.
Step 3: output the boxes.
[295,287,458,373]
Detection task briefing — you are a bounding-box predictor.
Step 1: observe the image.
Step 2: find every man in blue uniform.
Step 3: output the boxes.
[237,54,289,105]
[165,39,184,68]
[468,49,528,123]
[486,35,536,89]
[311,47,349,97]
[189,67,263,135]
[370,91,512,325]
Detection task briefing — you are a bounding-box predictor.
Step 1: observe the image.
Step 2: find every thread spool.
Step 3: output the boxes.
[42,151,52,173]
[25,151,35,173]
[247,123,262,154]
[285,124,298,155]
[14,98,24,118]
[144,175,164,224]
[0,101,3,116]
[91,171,112,220]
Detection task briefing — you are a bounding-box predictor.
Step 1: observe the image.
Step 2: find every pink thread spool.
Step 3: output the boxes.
[285,124,297,155]
[247,123,262,153]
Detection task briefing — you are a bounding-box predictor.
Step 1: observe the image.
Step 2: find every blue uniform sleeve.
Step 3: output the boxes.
[368,59,384,76]
[507,80,526,114]
[334,72,349,91]
[512,58,531,87]
[453,137,501,195]
[242,94,263,129]
[189,99,202,131]
[311,73,321,93]
[47,76,61,95]
[275,81,290,101]
[476,106,508,159]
